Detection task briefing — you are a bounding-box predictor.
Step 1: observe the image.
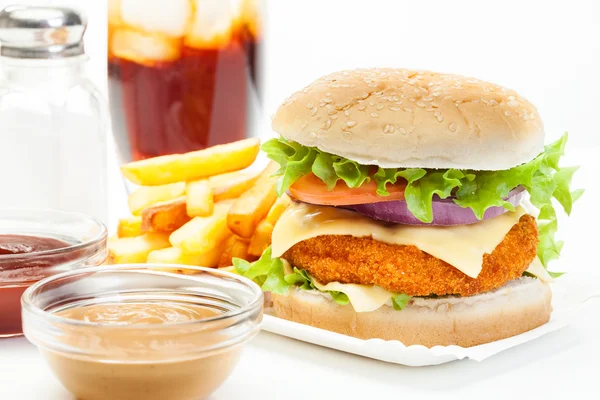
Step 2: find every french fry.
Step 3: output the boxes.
[141,196,189,233]
[218,235,250,267]
[117,216,143,238]
[170,202,232,255]
[209,170,260,201]
[128,182,185,215]
[121,138,261,186]
[248,220,274,257]
[186,179,214,217]
[148,243,226,269]
[107,233,170,264]
[266,194,291,225]
[227,162,279,238]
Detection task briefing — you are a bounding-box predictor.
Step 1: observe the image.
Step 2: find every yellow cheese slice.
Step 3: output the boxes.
[524,257,553,283]
[304,259,550,313]
[311,279,394,312]
[272,202,526,279]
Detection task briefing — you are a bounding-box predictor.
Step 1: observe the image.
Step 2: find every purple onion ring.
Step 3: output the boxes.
[344,187,525,226]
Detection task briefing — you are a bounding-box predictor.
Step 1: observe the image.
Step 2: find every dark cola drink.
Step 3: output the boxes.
[108,0,262,162]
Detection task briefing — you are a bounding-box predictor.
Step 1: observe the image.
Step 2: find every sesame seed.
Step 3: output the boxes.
[361,92,369,99]
[398,127,407,135]
[489,99,498,106]
[323,98,332,104]
[402,107,413,113]
[310,107,318,116]
[309,131,317,138]
[344,110,351,116]
[505,111,511,117]
[330,114,338,120]
[358,104,367,111]
[390,107,401,111]
[370,112,379,118]
[369,100,376,106]
[328,109,337,115]
[508,95,515,101]
[422,97,433,102]
[409,98,416,102]
[346,120,357,127]
[323,120,332,130]
[325,92,332,97]
[376,104,385,110]
[383,124,395,134]
[449,122,457,132]
[508,100,518,107]
[434,111,444,122]
[342,131,352,140]
[306,103,314,109]
[416,101,425,108]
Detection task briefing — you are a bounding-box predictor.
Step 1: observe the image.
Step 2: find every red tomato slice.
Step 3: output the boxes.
[288,173,406,206]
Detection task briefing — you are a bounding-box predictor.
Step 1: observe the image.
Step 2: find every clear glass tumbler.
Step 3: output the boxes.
[108,0,264,163]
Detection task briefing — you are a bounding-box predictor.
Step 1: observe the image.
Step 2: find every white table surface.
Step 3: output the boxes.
[1,303,599,400]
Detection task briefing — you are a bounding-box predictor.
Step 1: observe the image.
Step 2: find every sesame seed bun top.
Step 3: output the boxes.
[271,68,545,170]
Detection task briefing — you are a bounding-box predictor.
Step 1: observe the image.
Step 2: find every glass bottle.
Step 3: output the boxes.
[0,5,108,223]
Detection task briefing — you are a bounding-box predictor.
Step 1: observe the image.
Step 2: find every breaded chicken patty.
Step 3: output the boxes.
[283,214,538,296]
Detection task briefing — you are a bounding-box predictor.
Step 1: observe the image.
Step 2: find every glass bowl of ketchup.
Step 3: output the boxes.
[21,264,263,400]
[0,209,107,337]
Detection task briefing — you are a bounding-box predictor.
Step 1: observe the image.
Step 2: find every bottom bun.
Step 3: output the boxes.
[271,277,552,348]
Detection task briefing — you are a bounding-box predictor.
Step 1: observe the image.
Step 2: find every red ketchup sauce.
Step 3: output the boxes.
[0,235,74,337]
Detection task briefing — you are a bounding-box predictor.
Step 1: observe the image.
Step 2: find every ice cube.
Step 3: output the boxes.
[108,0,121,25]
[121,0,191,37]
[185,0,242,48]
[111,29,181,64]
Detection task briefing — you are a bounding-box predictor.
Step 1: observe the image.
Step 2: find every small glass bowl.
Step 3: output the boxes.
[0,209,107,337]
[22,264,264,400]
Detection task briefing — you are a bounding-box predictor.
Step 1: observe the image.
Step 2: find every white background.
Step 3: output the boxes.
[6,0,600,148]
[1,1,599,399]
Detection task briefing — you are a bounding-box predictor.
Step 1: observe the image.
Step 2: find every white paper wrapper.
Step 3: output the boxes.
[261,276,600,366]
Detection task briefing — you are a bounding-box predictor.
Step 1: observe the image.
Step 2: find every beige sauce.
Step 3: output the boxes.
[44,302,240,400]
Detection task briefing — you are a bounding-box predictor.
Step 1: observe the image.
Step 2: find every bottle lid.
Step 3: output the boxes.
[0,5,87,59]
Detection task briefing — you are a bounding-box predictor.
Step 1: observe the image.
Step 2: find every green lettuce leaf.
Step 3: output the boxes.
[234,246,417,309]
[284,267,349,305]
[233,247,291,294]
[262,134,582,270]
[391,293,412,311]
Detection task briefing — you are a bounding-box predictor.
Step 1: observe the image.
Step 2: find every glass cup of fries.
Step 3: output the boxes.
[111,139,290,270]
